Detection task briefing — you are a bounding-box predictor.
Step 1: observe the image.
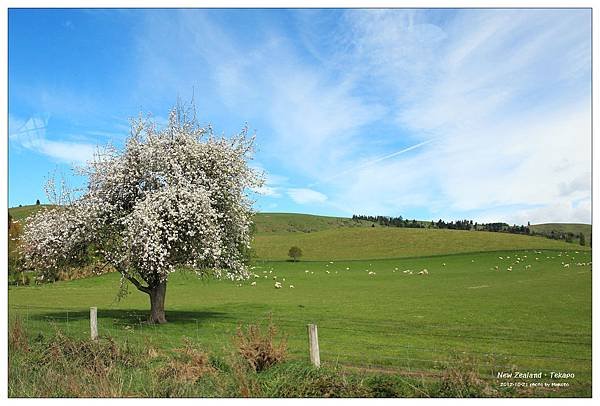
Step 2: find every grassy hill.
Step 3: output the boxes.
[252,226,587,261]
[251,213,590,260]
[253,212,375,233]
[8,207,590,261]
[8,204,53,221]
[530,223,592,247]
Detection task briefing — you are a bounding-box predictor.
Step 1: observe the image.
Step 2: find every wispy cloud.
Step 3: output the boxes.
[251,185,281,198]
[24,9,587,223]
[9,115,97,164]
[315,138,436,186]
[287,188,328,204]
[319,9,592,223]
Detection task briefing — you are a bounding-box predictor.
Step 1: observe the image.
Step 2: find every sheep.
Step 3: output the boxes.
[289,285,295,288]
[442,263,446,266]
[305,270,309,273]
[251,281,257,286]
[563,264,570,268]
[418,269,429,275]
[345,267,350,270]
[368,271,376,275]
[274,282,282,289]
[498,256,503,260]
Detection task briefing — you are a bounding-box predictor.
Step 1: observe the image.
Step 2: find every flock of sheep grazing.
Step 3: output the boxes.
[492,250,591,272]
[243,250,591,289]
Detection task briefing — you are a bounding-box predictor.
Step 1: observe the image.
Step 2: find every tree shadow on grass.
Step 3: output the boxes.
[29,309,234,327]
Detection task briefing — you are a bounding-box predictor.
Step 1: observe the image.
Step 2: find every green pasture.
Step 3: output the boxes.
[252,227,587,261]
[9,249,592,395]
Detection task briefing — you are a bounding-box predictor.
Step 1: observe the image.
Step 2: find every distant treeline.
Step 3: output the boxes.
[352,215,426,228]
[352,214,588,246]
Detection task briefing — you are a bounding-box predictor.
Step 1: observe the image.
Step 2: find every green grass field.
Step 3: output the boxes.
[9,249,592,396]
[7,208,593,396]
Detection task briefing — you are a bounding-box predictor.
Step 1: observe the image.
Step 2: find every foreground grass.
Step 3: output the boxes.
[8,319,540,398]
[9,249,591,396]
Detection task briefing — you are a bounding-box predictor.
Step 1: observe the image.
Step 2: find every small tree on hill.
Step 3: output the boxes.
[579,232,586,246]
[35,199,40,205]
[21,104,263,324]
[288,246,302,262]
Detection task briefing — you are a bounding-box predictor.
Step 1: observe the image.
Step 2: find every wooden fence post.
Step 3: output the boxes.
[307,324,320,367]
[90,307,98,341]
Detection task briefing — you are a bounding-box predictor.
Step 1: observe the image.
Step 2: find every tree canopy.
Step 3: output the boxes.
[21,105,263,323]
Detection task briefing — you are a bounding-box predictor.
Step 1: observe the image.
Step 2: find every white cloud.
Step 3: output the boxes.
[318,9,591,222]
[10,116,97,165]
[251,186,281,198]
[287,188,328,204]
[130,9,591,223]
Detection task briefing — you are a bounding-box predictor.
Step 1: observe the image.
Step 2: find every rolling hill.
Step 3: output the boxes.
[530,223,592,247]
[8,206,590,260]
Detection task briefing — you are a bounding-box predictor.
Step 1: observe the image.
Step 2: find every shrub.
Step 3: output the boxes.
[436,354,497,397]
[234,316,287,372]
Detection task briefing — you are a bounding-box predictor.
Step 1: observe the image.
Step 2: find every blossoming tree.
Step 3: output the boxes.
[21,106,262,323]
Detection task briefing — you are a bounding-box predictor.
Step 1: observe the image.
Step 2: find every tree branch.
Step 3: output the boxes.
[122,272,151,294]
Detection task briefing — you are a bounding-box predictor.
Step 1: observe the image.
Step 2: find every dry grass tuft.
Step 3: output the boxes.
[157,338,215,383]
[9,317,29,352]
[233,315,287,372]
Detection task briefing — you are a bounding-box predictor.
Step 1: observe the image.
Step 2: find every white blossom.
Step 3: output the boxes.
[21,105,263,289]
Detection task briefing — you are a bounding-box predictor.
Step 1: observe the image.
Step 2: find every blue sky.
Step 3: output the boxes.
[8,8,592,224]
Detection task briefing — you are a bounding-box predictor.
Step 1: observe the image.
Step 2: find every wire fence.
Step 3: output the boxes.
[8,304,592,381]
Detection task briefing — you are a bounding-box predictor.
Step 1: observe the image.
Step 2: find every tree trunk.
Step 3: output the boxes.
[149,281,167,324]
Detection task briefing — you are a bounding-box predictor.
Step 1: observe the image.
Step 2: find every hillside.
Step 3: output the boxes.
[8,207,590,261]
[8,204,53,221]
[253,212,376,233]
[252,226,587,261]
[530,223,592,247]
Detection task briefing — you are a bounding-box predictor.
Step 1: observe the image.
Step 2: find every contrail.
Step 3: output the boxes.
[312,138,436,186]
